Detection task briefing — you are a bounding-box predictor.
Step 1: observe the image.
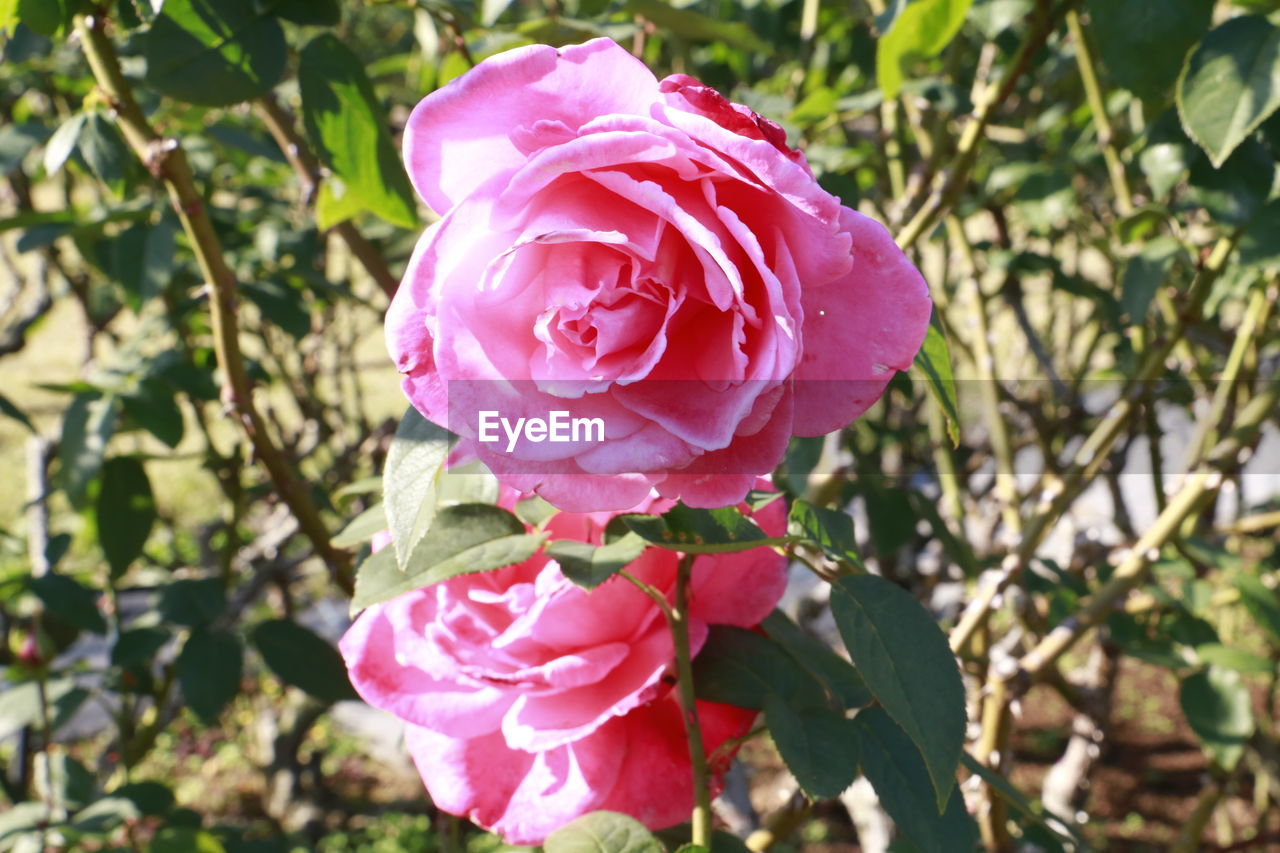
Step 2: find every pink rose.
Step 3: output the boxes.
[339,483,787,844]
[388,38,930,511]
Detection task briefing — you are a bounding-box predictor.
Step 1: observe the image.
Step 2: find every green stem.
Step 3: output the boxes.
[254,96,400,299]
[948,215,1020,537]
[1183,278,1275,470]
[74,13,351,593]
[881,101,906,202]
[1065,9,1132,216]
[896,0,1070,250]
[1017,379,1280,682]
[673,554,712,847]
[948,232,1240,654]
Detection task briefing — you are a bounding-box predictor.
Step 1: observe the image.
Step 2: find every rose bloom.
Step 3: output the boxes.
[388,38,931,512]
[339,483,786,844]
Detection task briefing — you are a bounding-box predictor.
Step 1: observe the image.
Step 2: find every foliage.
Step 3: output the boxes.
[1,0,1278,851]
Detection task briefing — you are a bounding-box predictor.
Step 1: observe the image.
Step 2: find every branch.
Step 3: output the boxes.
[254,95,400,300]
[895,0,1072,250]
[74,13,352,593]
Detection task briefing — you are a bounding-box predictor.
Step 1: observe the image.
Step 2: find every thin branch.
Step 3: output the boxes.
[254,95,401,300]
[75,13,351,593]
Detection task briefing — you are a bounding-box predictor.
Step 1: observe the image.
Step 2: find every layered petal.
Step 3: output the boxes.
[403,39,661,214]
[790,208,932,436]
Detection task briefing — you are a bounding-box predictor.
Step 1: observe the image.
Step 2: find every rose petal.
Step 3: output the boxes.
[791,207,932,436]
[403,724,621,846]
[404,38,660,215]
[594,698,757,829]
[340,599,515,738]
[500,619,706,750]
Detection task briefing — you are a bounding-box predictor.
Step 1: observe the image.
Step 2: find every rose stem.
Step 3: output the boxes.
[73,12,352,593]
[672,554,712,847]
[618,563,714,845]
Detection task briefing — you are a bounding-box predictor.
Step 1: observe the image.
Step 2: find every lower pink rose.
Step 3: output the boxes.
[340,484,786,844]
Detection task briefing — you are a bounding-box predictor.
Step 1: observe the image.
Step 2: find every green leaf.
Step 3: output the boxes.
[549,533,649,590]
[95,457,157,578]
[71,796,142,834]
[515,496,558,528]
[35,751,96,813]
[877,0,975,100]
[481,0,516,25]
[911,314,959,446]
[1139,112,1195,199]
[622,0,767,52]
[621,504,784,554]
[1239,199,1280,271]
[112,627,171,668]
[0,0,17,35]
[780,435,824,497]
[299,34,418,229]
[109,780,175,817]
[0,392,34,432]
[960,753,1085,848]
[760,610,872,711]
[176,628,243,724]
[1188,138,1276,227]
[143,0,287,107]
[1236,574,1280,644]
[267,0,340,25]
[1120,236,1184,324]
[855,707,979,851]
[764,694,860,799]
[1177,14,1280,167]
[1114,205,1171,246]
[79,112,130,194]
[0,803,49,846]
[250,619,358,703]
[58,393,118,509]
[693,625,829,710]
[1180,666,1255,769]
[830,574,965,809]
[544,811,665,853]
[30,574,107,635]
[1012,168,1075,234]
[351,505,544,612]
[383,406,453,570]
[1194,643,1272,674]
[0,678,88,740]
[121,379,185,449]
[149,828,228,853]
[787,500,863,570]
[43,113,85,177]
[1085,0,1214,101]
[332,503,388,549]
[158,578,226,628]
[12,0,70,35]
[243,279,311,339]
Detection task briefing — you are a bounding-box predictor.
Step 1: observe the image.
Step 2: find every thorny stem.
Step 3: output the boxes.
[947,215,1021,541]
[75,13,352,593]
[254,95,401,299]
[675,554,712,847]
[1017,380,1280,682]
[1065,8,1132,216]
[620,560,713,846]
[948,232,1242,655]
[896,0,1071,251]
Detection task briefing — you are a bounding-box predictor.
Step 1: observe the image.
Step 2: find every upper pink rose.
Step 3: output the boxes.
[388,37,931,511]
[339,483,787,844]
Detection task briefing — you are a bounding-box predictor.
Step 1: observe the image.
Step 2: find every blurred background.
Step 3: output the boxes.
[1,0,1278,850]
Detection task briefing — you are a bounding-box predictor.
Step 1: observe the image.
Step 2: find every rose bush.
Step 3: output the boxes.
[339,482,787,844]
[388,37,931,511]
